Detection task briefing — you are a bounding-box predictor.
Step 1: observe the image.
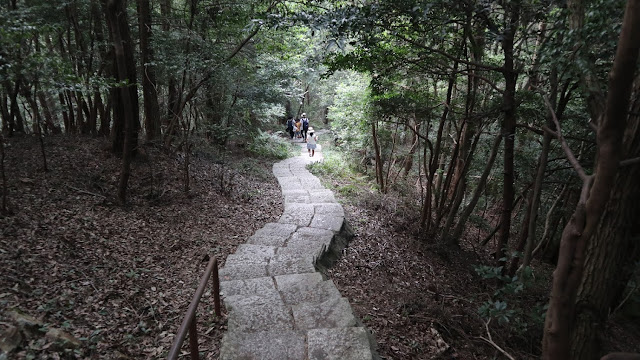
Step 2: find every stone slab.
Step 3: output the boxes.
[267,253,316,276]
[225,295,293,333]
[292,297,357,330]
[314,203,345,217]
[275,273,341,305]
[285,194,311,204]
[255,223,298,237]
[247,234,288,247]
[234,244,277,258]
[279,203,315,227]
[309,189,338,203]
[283,190,310,203]
[219,263,268,281]
[290,227,334,245]
[277,241,326,261]
[220,330,306,360]
[220,277,279,299]
[279,180,304,192]
[308,327,373,360]
[310,215,344,232]
[224,253,271,267]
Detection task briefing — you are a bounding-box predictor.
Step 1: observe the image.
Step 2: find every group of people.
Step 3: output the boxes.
[286,113,318,157]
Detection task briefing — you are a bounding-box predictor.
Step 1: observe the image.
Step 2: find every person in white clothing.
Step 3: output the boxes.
[306,127,318,157]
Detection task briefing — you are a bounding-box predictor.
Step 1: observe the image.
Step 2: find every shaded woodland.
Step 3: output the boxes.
[1,0,639,359]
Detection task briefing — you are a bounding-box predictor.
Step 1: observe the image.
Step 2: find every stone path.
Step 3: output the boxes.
[219,139,377,360]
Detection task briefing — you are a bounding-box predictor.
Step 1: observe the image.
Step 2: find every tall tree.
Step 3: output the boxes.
[542,1,640,358]
[137,0,161,141]
[104,0,140,203]
[104,0,140,157]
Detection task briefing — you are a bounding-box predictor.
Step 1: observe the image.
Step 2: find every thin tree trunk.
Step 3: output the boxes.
[0,133,7,214]
[105,0,139,156]
[372,119,384,193]
[105,0,138,204]
[37,92,60,134]
[137,0,161,141]
[496,2,520,268]
[451,133,503,241]
[420,60,458,229]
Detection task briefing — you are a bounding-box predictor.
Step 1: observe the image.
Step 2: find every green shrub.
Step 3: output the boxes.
[475,262,546,337]
[247,130,295,159]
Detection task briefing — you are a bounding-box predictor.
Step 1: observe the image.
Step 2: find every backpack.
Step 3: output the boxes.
[286,119,294,130]
[302,118,309,130]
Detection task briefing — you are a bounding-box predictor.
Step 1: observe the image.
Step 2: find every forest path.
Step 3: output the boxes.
[217,137,377,359]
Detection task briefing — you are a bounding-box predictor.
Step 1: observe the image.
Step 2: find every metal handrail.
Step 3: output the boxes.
[167,257,222,360]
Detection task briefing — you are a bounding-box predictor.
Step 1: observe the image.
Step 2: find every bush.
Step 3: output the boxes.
[475,263,546,337]
[247,130,295,159]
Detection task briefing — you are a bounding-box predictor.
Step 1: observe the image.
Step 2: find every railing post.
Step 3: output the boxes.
[189,318,199,360]
[213,259,221,317]
[167,257,219,360]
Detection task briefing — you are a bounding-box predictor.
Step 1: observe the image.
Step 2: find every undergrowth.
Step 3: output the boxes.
[247,131,296,159]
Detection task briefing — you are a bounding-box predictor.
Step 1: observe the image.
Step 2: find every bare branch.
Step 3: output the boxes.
[478,319,516,360]
[390,32,504,72]
[540,94,589,181]
[620,157,640,167]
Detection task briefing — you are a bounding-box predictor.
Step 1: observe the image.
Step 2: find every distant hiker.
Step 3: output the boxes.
[294,118,302,139]
[307,127,318,157]
[286,117,294,139]
[301,113,309,141]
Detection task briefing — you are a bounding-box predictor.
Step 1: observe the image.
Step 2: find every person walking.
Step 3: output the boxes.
[286,117,294,139]
[301,113,309,142]
[307,127,318,157]
[294,118,302,139]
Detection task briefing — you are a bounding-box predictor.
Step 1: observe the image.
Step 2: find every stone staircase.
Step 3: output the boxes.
[218,143,377,360]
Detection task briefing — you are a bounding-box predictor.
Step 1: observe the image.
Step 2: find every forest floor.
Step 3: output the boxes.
[1,134,638,359]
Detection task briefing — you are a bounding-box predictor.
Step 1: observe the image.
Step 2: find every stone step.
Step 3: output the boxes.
[220,276,279,299]
[224,295,293,333]
[292,297,357,330]
[310,214,344,232]
[219,263,267,281]
[220,330,306,360]
[234,244,277,257]
[274,273,341,305]
[279,204,315,227]
[267,253,316,276]
[309,189,338,204]
[308,327,373,360]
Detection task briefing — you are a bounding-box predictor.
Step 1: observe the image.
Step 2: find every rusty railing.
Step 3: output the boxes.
[167,257,222,360]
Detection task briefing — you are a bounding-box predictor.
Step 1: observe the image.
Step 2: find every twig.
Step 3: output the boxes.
[613,282,639,315]
[540,94,589,181]
[620,156,640,167]
[65,184,107,199]
[478,319,516,360]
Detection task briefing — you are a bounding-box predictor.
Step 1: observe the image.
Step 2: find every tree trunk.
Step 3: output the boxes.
[451,133,503,241]
[496,3,520,268]
[137,0,161,141]
[372,119,384,193]
[0,133,7,214]
[543,2,640,358]
[105,0,139,157]
[105,0,139,204]
[37,91,60,134]
[420,60,458,230]
[570,82,640,360]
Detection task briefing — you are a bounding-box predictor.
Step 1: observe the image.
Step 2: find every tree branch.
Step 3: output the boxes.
[540,94,589,181]
[478,319,516,360]
[620,157,640,167]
